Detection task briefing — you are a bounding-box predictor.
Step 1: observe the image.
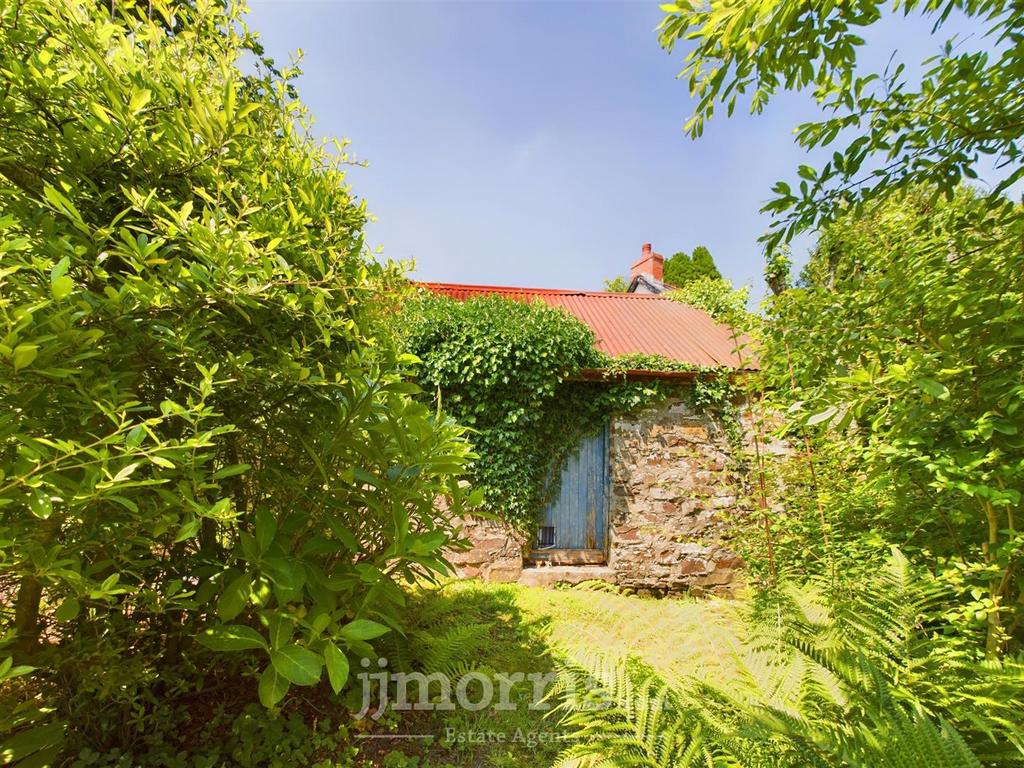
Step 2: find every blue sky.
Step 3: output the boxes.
[245,1,995,301]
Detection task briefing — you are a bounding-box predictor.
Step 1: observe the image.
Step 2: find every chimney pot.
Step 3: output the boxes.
[631,242,664,282]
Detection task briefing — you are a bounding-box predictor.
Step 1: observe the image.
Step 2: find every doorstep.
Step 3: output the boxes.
[517,564,616,588]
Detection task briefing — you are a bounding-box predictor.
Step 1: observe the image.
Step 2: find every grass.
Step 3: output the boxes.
[356,580,739,768]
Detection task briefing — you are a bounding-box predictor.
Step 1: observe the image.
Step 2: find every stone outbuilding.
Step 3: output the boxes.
[425,244,773,595]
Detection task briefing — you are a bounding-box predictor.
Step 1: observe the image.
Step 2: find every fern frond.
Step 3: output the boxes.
[416,623,489,676]
[549,651,710,768]
[551,550,1010,768]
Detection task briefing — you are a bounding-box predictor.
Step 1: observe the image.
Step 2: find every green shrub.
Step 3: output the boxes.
[400,294,604,528]
[602,276,630,292]
[0,0,472,755]
[68,704,356,768]
[758,188,1024,654]
[659,0,1024,659]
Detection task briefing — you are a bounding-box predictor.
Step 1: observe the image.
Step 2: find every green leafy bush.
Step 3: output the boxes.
[660,0,1024,659]
[400,294,642,529]
[757,188,1024,654]
[0,0,472,754]
[602,276,630,293]
[667,277,755,332]
[68,704,356,768]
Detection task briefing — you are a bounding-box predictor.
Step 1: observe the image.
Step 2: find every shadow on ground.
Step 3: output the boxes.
[354,580,739,768]
[355,582,563,768]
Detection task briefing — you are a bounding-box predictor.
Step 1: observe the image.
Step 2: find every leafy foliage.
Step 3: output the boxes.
[66,704,356,768]
[603,276,630,293]
[401,294,692,529]
[758,188,1024,654]
[549,655,709,768]
[0,0,472,755]
[663,245,721,289]
[659,0,1024,252]
[660,0,1024,660]
[667,277,755,332]
[368,583,569,768]
[763,247,793,297]
[552,550,1024,767]
[0,655,63,768]
[375,589,491,679]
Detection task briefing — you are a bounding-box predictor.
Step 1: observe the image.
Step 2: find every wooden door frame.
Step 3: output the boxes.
[527,422,610,565]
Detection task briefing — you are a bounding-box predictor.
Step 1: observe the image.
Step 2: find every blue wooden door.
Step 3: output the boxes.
[535,425,608,551]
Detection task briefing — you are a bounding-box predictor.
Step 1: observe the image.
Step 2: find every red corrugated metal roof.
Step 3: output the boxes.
[417,282,756,371]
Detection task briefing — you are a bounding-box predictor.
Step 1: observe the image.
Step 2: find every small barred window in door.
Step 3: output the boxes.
[536,526,556,548]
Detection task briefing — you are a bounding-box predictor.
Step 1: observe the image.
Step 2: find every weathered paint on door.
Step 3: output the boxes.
[534,425,608,551]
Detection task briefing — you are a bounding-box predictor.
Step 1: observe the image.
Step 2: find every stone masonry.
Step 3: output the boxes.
[607,397,748,596]
[446,514,527,583]
[447,397,787,595]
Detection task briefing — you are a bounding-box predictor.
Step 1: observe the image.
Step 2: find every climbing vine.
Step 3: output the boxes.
[401,294,738,531]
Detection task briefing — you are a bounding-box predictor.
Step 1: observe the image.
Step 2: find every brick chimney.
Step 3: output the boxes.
[631,242,664,282]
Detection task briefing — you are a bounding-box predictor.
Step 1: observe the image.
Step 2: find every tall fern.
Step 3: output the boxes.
[551,550,1023,768]
[547,654,712,768]
[375,589,490,677]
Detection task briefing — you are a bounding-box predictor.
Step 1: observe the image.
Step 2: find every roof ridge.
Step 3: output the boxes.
[415,281,673,299]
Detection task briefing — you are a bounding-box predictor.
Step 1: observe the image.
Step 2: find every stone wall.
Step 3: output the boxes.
[446,515,527,583]
[446,396,788,595]
[607,398,749,596]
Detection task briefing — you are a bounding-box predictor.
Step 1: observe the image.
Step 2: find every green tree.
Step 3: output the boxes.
[663,250,691,287]
[688,245,721,281]
[603,275,630,292]
[0,0,471,751]
[764,246,793,297]
[660,0,1024,657]
[763,189,1024,654]
[659,0,1024,252]
[663,245,720,288]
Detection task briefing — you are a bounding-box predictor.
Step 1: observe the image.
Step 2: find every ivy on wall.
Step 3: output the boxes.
[401,294,738,531]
